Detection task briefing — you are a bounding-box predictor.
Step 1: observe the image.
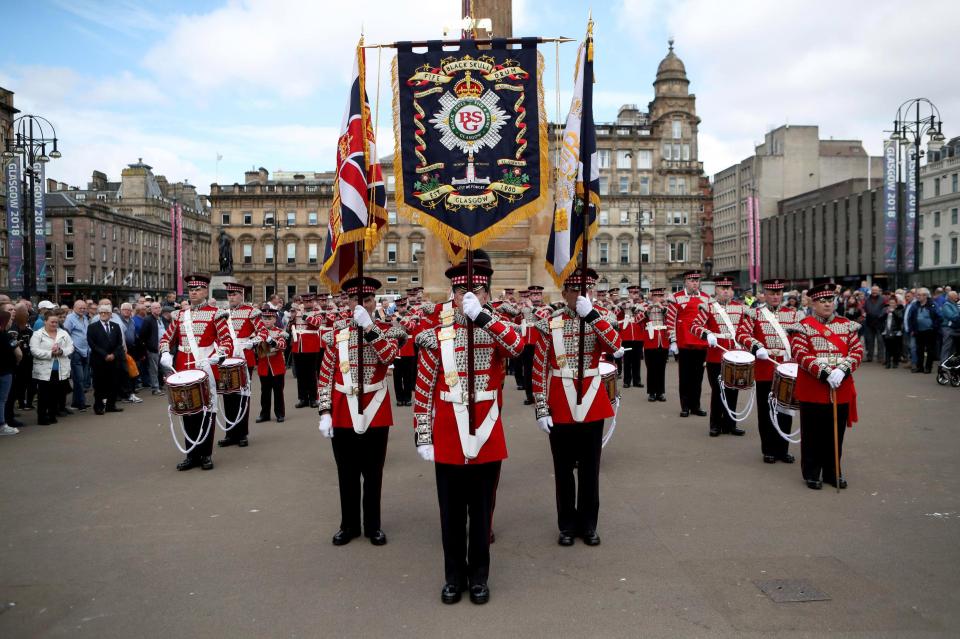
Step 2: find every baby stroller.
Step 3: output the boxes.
[937,352,960,387]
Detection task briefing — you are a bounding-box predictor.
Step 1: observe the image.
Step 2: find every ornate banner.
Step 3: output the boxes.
[392,39,548,261]
[5,158,23,291]
[33,161,47,293]
[883,140,898,272]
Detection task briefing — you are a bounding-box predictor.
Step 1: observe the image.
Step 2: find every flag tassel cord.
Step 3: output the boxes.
[362,36,575,49]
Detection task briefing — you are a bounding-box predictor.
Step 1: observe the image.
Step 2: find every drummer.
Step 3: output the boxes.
[690,276,748,437]
[256,308,287,423]
[736,278,804,464]
[531,267,623,547]
[159,274,234,471]
[218,281,267,449]
[638,288,670,402]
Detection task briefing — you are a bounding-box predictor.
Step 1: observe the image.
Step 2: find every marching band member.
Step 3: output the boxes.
[391,298,416,407]
[619,286,645,389]
[666,270,711,417]
[790,283,862,490]
[520,286,551,405]
[317,276,401,546]
[159,274,233,471]
[413,260,524,605]
[690,276,747,437]
[638,288,670,402]
[736,278,803,463]
[290,293,322,409]
[255,308,287,423]
[218,281,267,448]
[531,268,622,547]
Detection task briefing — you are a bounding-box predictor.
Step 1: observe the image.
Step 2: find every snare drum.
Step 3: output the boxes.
[771,362,799,410]
[216,357,248,394]
[720,350,756,390]
[167,369,211,416]
[599,362,618,402]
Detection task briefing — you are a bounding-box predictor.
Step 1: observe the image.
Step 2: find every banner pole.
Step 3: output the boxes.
[575,21,594,404]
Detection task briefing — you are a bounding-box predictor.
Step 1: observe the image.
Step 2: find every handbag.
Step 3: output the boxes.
[126,353,139,378]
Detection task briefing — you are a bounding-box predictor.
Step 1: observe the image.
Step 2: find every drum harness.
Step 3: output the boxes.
[760,307,802,443]
[715,302,755,423]
[166,309,219,454]
[217,308,253,432]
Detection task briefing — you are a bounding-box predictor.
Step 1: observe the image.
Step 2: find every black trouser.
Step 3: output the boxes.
[799,401,848,483]
[393,356,415,404]
[623,341,643,386]
[331,426,390,535]
[184,410,215,460]
[916,330,936,371]
[293,352,319,402]
[521,345,535,399]
[883,337,902,366]
[756,380,791,458]
[435,461,501,588]
[513,354,524,388]
[91,362,119,410]
[863,324,884,362]
[259,374,285,419]
[677,348,707,411]
[222,391,249,441]
[706,362,738,433]
[644,348,668,396]
[36,371,61,423]
[549,420,603,534]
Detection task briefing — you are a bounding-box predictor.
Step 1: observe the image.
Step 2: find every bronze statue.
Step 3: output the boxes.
[218,230,233,274]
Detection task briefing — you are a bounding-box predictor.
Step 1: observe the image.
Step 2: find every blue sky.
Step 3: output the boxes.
[2,0,959,195]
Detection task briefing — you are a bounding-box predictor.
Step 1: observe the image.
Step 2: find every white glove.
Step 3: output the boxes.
[755,347,770,360]
[353,306,373,329]
[417,444,435,462]
[612,347,626,359]
[160,352,173,370]
[232,344,244,358]
[536,415,553,434]
[318,414,334,438]
[462,292,483,321]
[827,368,846,389]
[706,333,718,348]
[668,342,679,356]
[575,295,593,318]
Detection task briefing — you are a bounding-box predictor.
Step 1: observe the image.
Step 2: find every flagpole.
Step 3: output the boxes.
[355,36,371,412]
[575,18,594,404]
[361,36,574,49]
[461,8,477,437]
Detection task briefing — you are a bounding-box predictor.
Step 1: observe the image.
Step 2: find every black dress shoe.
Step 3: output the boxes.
[523,398,534,405]
[806,479,823,490]
[256,415,270,423]
[709,428,720,437]
[367,529,387,546]
[332,529,360,546]
[441,583,463,604]
[469,583,490,605]
[582,530,601,546]
[657,394,667,402]
[310,400,318,408]
[276,416,285,422]
[106,406,123,413]
[691,408,708,417]
[217,438,238,447]
[623,382,631,388]
[200,456,214,470]
[94,408,105,415]
[778,453,795,464]
[827,477,848,489]
[636,381,644,387]
[730,426,745,436]
[237,438,249,447]
[177,457,199,471]
[648,394,657,402]
[763,455,776,464]
[679,409,690,418]
[295,400,308,408]
[558,532,575,546]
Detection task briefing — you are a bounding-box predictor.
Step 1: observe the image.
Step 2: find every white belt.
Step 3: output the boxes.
[335,379,386,396]
[440,389,498,404]
[551,367,599,379]
[647,325,667,330]
[297,329,319,334]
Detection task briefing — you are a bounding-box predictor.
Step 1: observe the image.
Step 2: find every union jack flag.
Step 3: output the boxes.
[321,39,387,291]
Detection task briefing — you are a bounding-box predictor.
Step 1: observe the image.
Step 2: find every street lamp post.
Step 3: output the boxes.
[890,98,945,289]
[2,114,61,301]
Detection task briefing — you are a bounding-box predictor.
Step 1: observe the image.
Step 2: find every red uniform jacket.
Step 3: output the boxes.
[666,290,711,349]
[159,303,233,378]
[317,319,400,429]
[256,327,288,377]
[413,305,524,465]
[291,310,322,353]
[638,301,670,349]
[736,304,804,382]
[617,301,644,342]
[690,300,748,364]
[531,305,621,424]
[790,315,862,421]
[226,304,268,368]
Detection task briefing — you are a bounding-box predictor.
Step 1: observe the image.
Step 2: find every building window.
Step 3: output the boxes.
[597,150,611,169]
[243,244,252,264]
[64,242,74,260]
[286,284,296,301]
[599,176,609,195]
[90,243,95,260]
[286,211,296,227]
[101,224,106,239]
[641,242,651,263]
[112,226,117,241]
[919,214,924,230]
[639,176,650,195]
[64,219,74,235]
[662,143,672,161]
[667,211,687,225]
[619,241,630,264]
[669,241,687,262]
[308,242,318,265]
[919,241,924,266]
[102,246,107,262]
[672,120,682,139]
[619,176,629,193]
[953,173,958,193]
[112,247,118,263]
[386,275,399,284]
[598,210,609,225]
[951,237,958,264]
[64,267,75,284]
[934,210,941,227]
[44,221,52,236]
[934,178,941,197]
[598,241,609,264]
[411,241,423,263]
[934,239,941,265]
[616,150,631,169]
[636,150,652,170]
[243,212,252,225]
[620,210,630,224]
[387,175,395,192]
[221,212,231,225]
[264,212,275,226]
[387,242,398,263]
[265,244,274,264]
[286,242,296,264]
[388,210,398,224]
[308,211,318,225]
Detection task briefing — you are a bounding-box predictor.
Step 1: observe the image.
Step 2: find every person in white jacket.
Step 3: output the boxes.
[30,311,75,425]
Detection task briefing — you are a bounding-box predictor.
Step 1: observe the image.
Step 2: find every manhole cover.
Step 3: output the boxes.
[753,579,831,603]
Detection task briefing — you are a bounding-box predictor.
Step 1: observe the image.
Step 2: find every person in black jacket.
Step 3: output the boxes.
[87,303,126,415]
[881,297,905,369]
[137,302,169,395]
